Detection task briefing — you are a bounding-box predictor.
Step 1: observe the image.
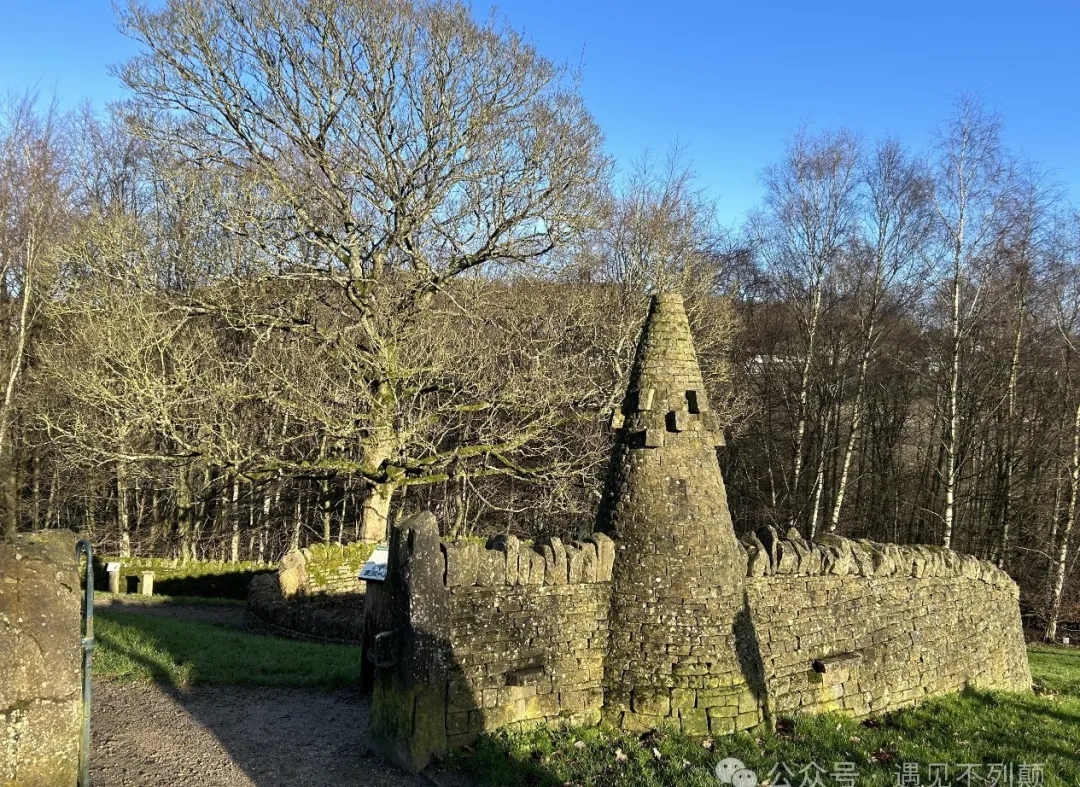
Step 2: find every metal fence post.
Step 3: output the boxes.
[75,539,94,787]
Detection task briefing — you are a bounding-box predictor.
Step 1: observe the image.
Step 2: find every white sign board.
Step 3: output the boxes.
[359,545,389,582]
[105,562,122,573]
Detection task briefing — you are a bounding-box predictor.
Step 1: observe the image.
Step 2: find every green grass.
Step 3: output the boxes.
[93,609,363,688]
[453,647,1080,787]
[1028,644,1080,695]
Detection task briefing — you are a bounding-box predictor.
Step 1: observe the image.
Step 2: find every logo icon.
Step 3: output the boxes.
[715,757,758,787]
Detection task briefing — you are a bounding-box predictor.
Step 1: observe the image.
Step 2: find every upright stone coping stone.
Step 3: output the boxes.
[599,293,763,734]
[0,530,83,787]
[369,512,450,773]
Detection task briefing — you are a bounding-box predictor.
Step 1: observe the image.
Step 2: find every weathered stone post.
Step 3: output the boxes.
[140,571,155,597]
[369,512,450,773]
[106,564,120,594]
[1,530,83,786]
[599,293,762,734]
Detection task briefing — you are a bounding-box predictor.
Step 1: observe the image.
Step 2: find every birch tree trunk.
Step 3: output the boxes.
[117,463,131,557]
[829,331,873,532]
[1046,400,1080,641]
[229,477,240,563]
[943,265,962,549]
[998,292,1025,567]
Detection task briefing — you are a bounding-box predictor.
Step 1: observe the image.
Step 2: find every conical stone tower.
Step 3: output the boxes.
[600,293,763,734]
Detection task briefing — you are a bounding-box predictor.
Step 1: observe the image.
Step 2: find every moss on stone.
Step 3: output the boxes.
[304,541,376,589]
[371,678,448,773]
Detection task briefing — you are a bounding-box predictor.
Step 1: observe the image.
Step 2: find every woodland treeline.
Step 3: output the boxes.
[3,0,1080,637]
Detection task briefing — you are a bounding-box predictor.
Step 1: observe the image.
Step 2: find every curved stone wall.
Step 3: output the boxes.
[245,574,365,644]
[740,527,1030,719]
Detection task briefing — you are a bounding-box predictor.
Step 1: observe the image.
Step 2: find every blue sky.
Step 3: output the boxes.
[2,1,1078,223]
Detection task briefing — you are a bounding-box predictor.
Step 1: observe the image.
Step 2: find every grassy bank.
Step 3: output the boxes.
[93,609,362,688]
[453,646,1080,787]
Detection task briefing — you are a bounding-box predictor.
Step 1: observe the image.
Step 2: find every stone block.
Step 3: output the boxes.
[278,549,309,598]
[488,534,521,585]
[0,532,82,787]
[506,666,545,687]
[679,707,709,735]
[736,710,760,730]
[631,387,655,412]
[708,713,736,735]
[642,428,665,448]
[444,542,478,587]
[589,533,615,581]
[566,544,584,584]
[577,541,598,582]
[632,687,670,716]
[476,547,506,586]
[670,688,697,710]
[666,409,691,433]
[529,548,547,585]
[621,712,663,732]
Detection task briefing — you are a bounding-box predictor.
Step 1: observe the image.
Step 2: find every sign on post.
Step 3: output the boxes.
[359,545,390,582]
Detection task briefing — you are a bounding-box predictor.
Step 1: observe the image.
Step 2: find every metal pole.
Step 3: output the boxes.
[75,539,93,787]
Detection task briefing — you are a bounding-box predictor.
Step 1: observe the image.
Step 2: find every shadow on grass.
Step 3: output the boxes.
[94,608,362,687]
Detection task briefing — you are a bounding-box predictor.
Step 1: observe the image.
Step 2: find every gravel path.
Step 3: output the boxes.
[91,680,426,787]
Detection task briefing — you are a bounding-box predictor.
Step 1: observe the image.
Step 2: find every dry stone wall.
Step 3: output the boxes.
[245,540,375,642]
[441,533,615,746]
[245,573,366,644]
[369,520,617,770]
[368,294,1032,775]
[742,528,1031,718]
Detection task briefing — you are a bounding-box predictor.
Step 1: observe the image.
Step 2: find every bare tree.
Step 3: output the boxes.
[827,139,931,532]
[754,127,860,532]
[0,91,70,537]
[928,96,1010,548]
[111,0,609,540]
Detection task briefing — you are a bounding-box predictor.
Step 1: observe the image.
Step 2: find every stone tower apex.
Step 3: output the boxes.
[611,292,725,454]
[600,291,733,547]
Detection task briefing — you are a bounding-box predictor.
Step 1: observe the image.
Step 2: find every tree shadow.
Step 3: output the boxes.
[92,610,421,786]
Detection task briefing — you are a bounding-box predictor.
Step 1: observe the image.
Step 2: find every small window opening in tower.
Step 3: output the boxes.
[685,390,700,414]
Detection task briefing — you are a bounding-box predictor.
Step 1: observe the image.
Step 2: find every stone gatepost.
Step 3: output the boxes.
[0,530,83,786]
[599,293,763,735]
[369,512,450,773]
